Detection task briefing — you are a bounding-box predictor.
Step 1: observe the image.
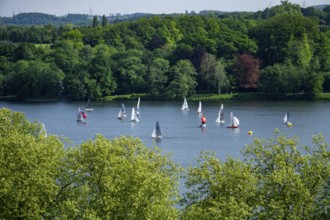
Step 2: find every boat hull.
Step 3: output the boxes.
[227,126,238,128]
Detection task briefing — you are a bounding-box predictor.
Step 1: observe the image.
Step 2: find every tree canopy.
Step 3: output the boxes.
[0,2,329,100]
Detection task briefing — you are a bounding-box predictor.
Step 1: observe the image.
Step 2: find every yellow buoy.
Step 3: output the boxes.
[287,122,292,127]
[248,131,253,135]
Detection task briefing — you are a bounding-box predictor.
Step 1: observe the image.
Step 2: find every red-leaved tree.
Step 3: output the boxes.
[233,54,261,91]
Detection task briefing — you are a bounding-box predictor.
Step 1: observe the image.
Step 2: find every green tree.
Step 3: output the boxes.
[182,131,330,219]
[181,152,258,219]
[6,60,64,99]
[268,0,302,17]
[250,14,318,67]
[243,131,330,219]
[316,31,330,72]
[13,42,38,61]
[81,26,104,47]
[61,29,83,47]
[165,59,197,99]
[112,49,146,94]
[131,18,156,47]
[92,16,98,28]
[303,72,324,99]
[322,72,330,92]
[198,52,217,91]
[88,49,117,97]
[147,57,169,98]
[101,15,108,27]
[51,40,81,74]
[64,72,90,100]
[288,32,313,68]
[46,135,180,219]
[0,108,65,219]
[259,63,303,99]
[215,60,229,94]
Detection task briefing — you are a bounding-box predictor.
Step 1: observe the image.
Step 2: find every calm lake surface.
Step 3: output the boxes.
[1,100,330,167]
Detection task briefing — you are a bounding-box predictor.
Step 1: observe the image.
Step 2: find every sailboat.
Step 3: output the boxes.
[136,97,140,117]
[283,112,292,126]
[40,123,47,137]
[197,101,202,114]
[151,121,162,139]
[117,103,127,119]
[130,107,139,123]
[85,99,93,111]
[216,104,225,124]
[227,112,239,128]
[77,107,86,122]
[181,97,189,111]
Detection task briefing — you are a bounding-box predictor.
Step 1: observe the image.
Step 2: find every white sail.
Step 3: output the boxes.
[233,116,239,126]
[228,112,239,128]
[181,97,189,111]
[197,101,202,114]
[77,107,84,122]
[151,128,156,138]
[220,104,225,123]
[216,109,221,123]
[136,97,140,117]
[121,103,126,115]
[137,97,140,109]
[283,112,289,124]
[130,107,139,123]
[130,107,135,121]
[134,113,139,123]
[216,104,225,123]
[118,103,127,119]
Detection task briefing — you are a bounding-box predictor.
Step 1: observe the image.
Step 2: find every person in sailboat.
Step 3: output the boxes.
[200,115,207,127]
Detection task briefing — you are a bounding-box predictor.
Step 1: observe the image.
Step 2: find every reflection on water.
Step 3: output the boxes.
[1,100,330,168]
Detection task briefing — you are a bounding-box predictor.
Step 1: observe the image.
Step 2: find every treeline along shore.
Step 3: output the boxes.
[0,1,330,101]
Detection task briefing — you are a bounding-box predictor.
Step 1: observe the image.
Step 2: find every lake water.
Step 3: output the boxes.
[1,100,330,168]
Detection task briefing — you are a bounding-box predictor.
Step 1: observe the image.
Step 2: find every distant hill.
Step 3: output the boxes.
[0,12,91,26]
[313,4,329,10]
[0,4,328,26]
[0,12,158,26]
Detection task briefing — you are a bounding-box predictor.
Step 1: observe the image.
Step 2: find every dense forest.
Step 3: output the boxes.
[0,1,330,100]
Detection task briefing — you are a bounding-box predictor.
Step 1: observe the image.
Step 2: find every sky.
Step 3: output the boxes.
[0,0,329,17]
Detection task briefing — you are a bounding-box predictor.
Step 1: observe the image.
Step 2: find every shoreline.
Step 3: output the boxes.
[1,93,330,102]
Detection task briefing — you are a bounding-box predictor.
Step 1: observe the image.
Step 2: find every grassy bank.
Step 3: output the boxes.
[102,93,269,101]
[102,92,330,101]
[2,93,330,102]
[319,93,330,99]
[189,93,268,101]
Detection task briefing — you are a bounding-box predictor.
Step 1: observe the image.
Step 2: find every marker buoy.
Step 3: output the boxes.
[248,131,253,135]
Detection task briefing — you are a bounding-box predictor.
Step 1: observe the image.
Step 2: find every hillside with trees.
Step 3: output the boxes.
[0,1,329,100]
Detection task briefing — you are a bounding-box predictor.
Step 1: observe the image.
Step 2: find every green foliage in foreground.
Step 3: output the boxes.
[0,108,180,219]
[0,108,329,219]
[181,130,330,219]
